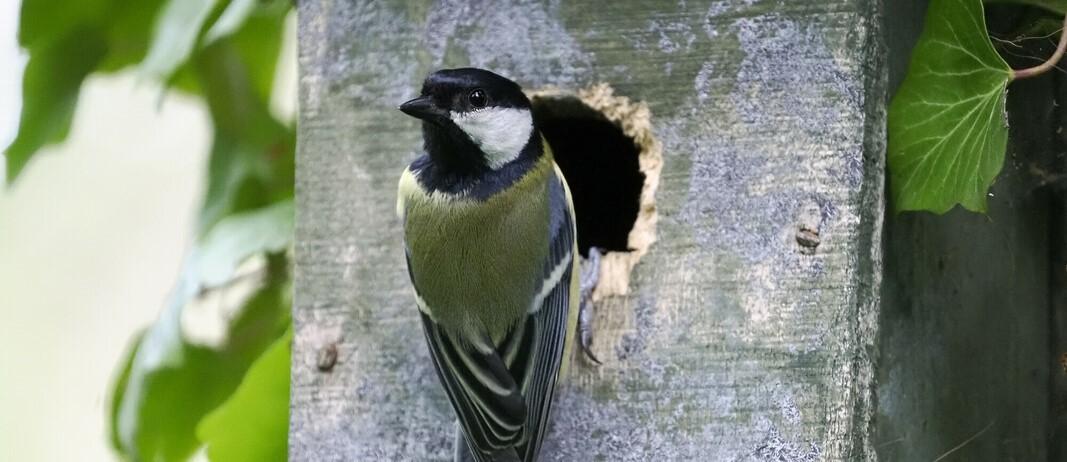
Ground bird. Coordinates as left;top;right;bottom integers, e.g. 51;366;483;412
396;68;579;462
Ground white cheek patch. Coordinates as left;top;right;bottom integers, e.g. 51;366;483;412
451;107;533;169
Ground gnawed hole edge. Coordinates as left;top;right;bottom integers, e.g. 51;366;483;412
528;84;662;300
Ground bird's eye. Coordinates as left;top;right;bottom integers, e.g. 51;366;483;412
468;89;487;108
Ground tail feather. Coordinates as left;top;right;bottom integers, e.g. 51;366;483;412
454;422;520;462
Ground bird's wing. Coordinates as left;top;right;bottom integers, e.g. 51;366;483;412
409;234;526;456
509;165;575;462
407;167;576;462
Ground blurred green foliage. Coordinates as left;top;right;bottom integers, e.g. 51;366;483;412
5;0;296;460
197;329;293;462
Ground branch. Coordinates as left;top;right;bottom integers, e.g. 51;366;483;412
1011;15;1067;80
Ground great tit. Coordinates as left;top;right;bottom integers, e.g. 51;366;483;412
396;68;579;462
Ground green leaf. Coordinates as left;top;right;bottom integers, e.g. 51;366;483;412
114;275;290;461
197;329;291;462
226;0;291;107
98;0;170;72
195;38;294;233
140;0;220;81
109;330;145;453
19;0;169;73
111;202;293;461
203;0;258;45
888;0;1012;213
5;27;107;182
197;127;295;235
17;0;108;49
197;200;294;286
8;0;174;183
165;0;289;98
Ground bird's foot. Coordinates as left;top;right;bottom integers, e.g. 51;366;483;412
578;247;603;365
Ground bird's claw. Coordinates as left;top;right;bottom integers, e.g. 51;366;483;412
578;247;603;365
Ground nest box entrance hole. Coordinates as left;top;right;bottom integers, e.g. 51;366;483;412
529;85;661;298
532;97;642;256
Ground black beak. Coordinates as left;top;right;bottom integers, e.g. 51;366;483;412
399;96;448;123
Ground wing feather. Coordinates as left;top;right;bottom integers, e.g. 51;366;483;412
420;311;526;451
516;170;575;461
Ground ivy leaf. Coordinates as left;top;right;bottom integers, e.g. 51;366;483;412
111;201;293;461
197;329;291;462
888;0;1012;213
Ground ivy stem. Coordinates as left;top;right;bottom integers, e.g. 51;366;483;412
1012;15;1067;80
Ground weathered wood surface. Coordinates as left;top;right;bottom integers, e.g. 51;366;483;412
291;1;886;460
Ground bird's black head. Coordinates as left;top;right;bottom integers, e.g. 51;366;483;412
400;68;537;174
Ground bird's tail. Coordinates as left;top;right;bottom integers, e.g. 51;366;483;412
453;422;521;462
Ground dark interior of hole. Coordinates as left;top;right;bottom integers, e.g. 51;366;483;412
531;97;645;258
